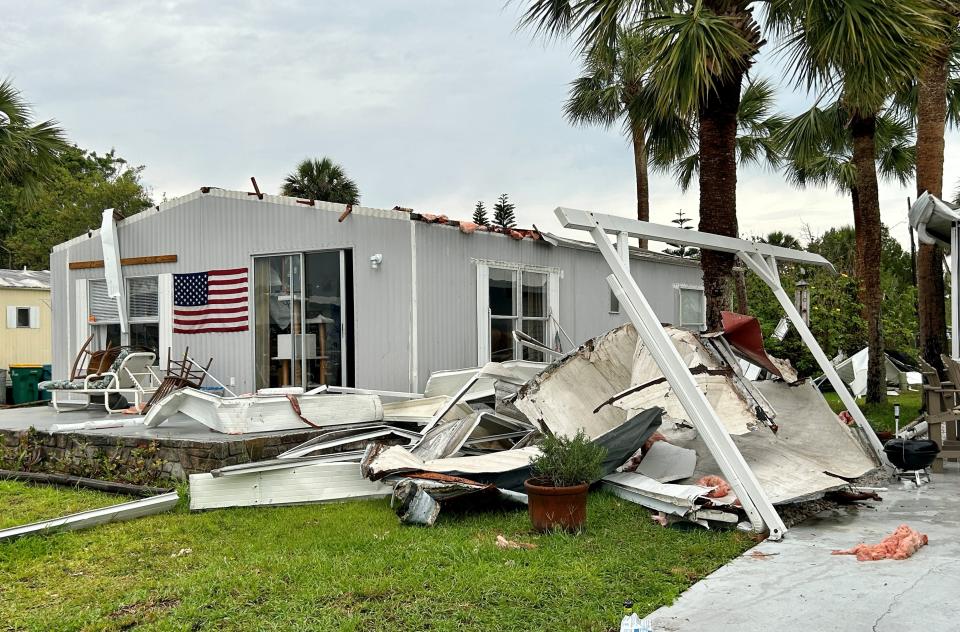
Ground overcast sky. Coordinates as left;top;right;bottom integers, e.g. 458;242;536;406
3;1;957;249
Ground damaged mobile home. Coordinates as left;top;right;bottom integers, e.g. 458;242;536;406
13;198;890;541
47;188;702;394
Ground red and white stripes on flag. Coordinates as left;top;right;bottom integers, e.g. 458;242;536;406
173;268;249;334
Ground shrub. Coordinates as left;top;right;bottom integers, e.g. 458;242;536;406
530;430;606;487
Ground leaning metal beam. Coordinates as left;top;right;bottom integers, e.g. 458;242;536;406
557;207;836;271
558;207;888;464
0;491;179;541
738;252;887;463
953;224;959;359
576;218;786;538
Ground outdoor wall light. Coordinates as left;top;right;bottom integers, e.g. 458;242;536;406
370;253;383;270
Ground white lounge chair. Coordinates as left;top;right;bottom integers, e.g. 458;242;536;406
40;350;161;413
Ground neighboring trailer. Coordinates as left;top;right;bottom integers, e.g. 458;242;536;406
50;189;702;393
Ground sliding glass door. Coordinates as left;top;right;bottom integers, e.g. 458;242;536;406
254;251;351;390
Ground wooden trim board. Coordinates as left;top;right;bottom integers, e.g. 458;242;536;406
69;255;178;270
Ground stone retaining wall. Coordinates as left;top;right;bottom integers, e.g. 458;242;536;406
0;426;332;485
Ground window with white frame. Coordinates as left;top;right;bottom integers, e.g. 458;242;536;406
675;285;706;331
5;306;38;329
477;263;558;363
88;276;160;355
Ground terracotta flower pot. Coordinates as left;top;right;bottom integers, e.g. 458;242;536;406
524;478;590;533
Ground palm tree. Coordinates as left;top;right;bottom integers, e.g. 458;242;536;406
565;27;692;247
522;1;772;330
280;157;360;205
892;7;959;370
771;1;943;403
668;79;786;192
0;78;68;194
761;231;801;250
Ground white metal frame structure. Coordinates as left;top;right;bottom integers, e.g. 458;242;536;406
557;207;888;539
909;192;960;358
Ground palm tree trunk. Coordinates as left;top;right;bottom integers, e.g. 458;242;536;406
698;75;742;331
631;120;650;249
733;267;748;314
916;42;950;370
850;112;886;404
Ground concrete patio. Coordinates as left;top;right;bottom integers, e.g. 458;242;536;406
648;469;960;631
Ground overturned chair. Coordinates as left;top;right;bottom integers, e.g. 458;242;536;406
39;349;161;413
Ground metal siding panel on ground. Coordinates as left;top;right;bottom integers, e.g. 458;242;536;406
188;462;392;510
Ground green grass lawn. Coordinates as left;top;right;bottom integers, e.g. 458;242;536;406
0;481;753;631
821;390;922;433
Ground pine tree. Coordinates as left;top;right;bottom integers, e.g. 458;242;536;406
492;193;516;229
472;201;488;226
663;210;699;259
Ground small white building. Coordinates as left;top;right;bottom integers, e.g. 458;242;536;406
49;189;704;393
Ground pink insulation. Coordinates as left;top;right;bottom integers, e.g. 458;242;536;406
831;524;929;561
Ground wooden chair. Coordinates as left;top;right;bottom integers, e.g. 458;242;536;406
918;357;960;471
68;334;120;381
141;347;214;412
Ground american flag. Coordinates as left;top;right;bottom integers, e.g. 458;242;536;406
173;268;249;334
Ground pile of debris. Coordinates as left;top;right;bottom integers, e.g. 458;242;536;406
185;316;880;535
1;316;882;540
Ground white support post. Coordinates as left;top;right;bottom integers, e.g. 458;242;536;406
953;223;959;360
592;225;786;539
616;231;630;269
738;252;887;463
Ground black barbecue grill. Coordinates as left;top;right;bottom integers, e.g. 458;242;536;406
884;439;940;485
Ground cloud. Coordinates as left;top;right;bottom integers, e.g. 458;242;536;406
2;1;957;252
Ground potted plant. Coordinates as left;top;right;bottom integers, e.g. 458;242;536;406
525;430;607;533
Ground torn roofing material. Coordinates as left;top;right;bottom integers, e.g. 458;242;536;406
144;388;384;434
720;311;784;378
518;322;877;507
362;408;662;493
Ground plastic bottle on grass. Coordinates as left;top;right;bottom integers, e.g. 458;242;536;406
619;600;653;632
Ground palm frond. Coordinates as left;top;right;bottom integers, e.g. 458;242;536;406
646;110;695;173
771;0;945;115
637;4;757;118
672;152;700;192
948;77;960;128
0;78;69;188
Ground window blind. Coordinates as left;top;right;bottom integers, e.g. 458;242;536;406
128;276;159;319
88;278;120;323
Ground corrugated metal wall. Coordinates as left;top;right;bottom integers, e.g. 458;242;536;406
413;222;702;389
51;191;701;393
53;192;413;391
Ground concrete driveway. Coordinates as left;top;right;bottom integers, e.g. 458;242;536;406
648;471;960;632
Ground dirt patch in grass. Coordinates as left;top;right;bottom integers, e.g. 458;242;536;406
110;596;181;628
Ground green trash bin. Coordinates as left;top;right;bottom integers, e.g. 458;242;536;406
40;364;52;401
10;364;43;404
